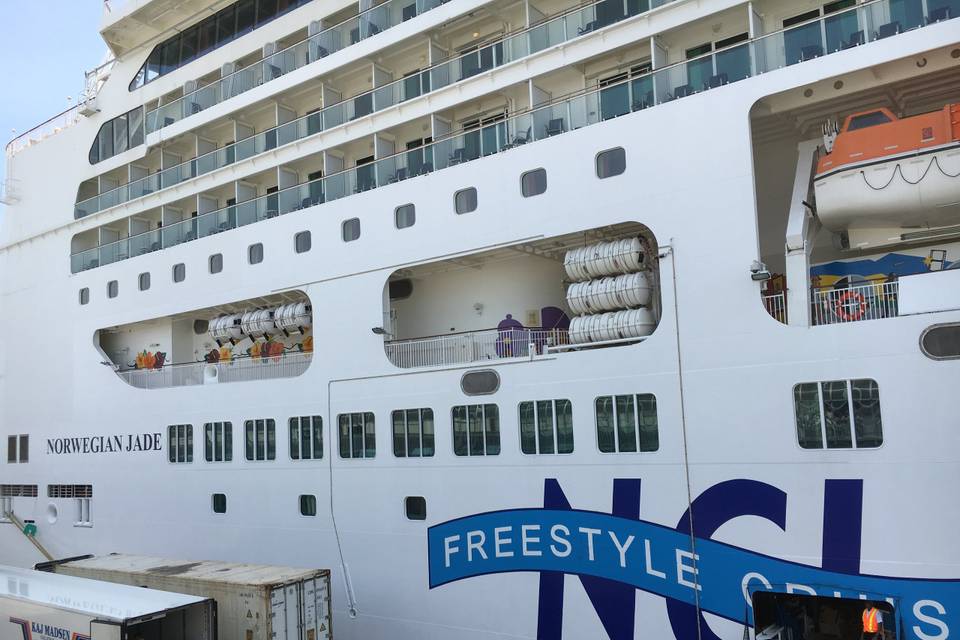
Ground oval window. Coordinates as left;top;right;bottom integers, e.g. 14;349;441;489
920;323;960;360
461;370;500;395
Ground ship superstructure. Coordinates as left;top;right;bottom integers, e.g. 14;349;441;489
1;0;959;638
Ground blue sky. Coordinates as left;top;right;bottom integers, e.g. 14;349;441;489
1;3;106;213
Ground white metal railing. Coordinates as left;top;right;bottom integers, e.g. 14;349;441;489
386;328;568;368
116;351;312;389
762;291;787;324
811;280;899;326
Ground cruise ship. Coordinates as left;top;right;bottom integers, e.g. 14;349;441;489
1;0;959;637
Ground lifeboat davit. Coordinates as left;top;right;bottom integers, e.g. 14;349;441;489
813;104;960;232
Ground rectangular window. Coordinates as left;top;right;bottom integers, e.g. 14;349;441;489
236;0;257;34
295;230;312;253
248;242;264;264
300;494;317;516
289;416;323;460
596;147;626;179
395;204;416;229
216;5;237;44
7;435;29;463
595;394;658;453
173;263;186;282
521;168;547;197
392;408;435;457
455;187;477;214
793;379;882;449
452;404;500;456
338;412;376;459
212;493;227;514
138;272;150;291
342;218;361;242
209;253;223;273
245;419;277;460
1;485;38;497
520;399;574;454
167;424;194;463
107;280;118;298
204;422;233;462
79;288;90;305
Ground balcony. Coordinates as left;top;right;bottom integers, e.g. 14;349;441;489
762;291;787;324
810;280;899;326
76;0;679;219
71;0;956;272
116;351;312;389
144;0;453;135
386;328;569;368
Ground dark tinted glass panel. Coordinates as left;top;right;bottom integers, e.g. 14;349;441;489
922;324;960;359
461;370;499;395
249;243;264;264
405;496;426;520
236;0;256;34
217;6;237;43
519;402;536;453
615;395;637;452
79;288;89;305
848;111;892;131
199;19;217;54
213;493;227;513
595;397;615;452
128;108;144;147
181;26;199;63
821;381;852;448
161;36;181;74
521;169;547;197
258;0;279;23
794;383;822;448
300;494;317;516
455;187;477;214
596;147;626;178
851;379;882;448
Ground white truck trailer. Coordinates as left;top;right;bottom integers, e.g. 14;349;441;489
44;555;331;640
1;564;216;640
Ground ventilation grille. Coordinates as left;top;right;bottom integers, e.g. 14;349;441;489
48;484;93;499
1;485;38;497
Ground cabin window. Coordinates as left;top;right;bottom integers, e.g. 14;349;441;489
455;187;478;214
521;168;547;197
209;253;223;274
248;242;264;264
595;394;659;453
452;404;500;456
392;408;435;457
204;422;233;462
88;107;144;165
793;379;882;449
596;147;626;179
461;370;500;395
920;323;960;360
173;263;186;283
294;231;311;253
107;280;119;298
405;496;427;520
395;204;416;229
342;218;361;242
289;416;323;460
138;272;151;291
847;111;892;131
212;493;227;514
338;412;376;459
168;424;194;463
79;288;90;305
6;435;28;464
300;494;317;517
244;419;277;460
520;399;574;454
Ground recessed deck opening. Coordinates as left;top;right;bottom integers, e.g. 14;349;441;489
381;223;661;368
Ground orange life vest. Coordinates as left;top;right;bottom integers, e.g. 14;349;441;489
863;607;880;633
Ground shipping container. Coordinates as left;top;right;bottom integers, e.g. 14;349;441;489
45;555;331;640
1;564;216;640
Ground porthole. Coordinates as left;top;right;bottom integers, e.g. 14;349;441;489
342;218;361;242
212;493;227;514
405;496;426;521
461;369;500;396
138;272;150;291
193;319;209;335
107;280;119;298
209;253;223;274
248;242;264;264
395;204;415;229
596;147;626;178
79;288;90;305
920;323;960;360
521;168;547;197
173;263;186;283
454;187;477;214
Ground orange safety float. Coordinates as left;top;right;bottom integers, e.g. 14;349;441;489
833;290;868;321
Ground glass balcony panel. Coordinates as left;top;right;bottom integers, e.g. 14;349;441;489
784;21;824;65
376;156;398;187
825;4;860;52
235;137;258;163
630;76;654;110
374;84;399;111
129;230;161;257
600;84;630;120
715;43;751;83
888;0;924;29
279;185;305;214
324;102;348;129
324;172;349;203
430;62;453;91
73;247;99;273
236;199;262;228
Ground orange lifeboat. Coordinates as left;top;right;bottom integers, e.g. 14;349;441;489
813;103;960;233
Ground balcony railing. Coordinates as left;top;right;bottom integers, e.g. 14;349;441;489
70;0;955;273
386;328;568;368
116;351;312;389
75;0;677;219
811;280;899;326
762;291;787;324
144;0;454;136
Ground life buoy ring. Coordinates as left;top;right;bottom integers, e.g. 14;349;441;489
833;290;868;321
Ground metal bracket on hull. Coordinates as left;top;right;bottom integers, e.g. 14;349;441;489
785;139;823;327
